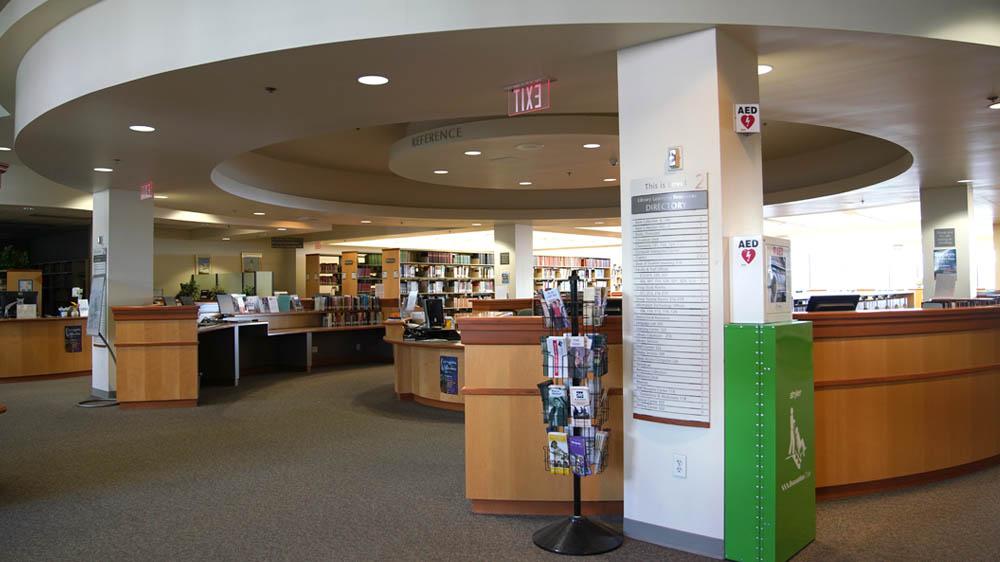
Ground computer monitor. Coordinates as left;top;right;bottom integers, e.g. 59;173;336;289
805;294;860;312
216;293;236;315
17;291;37;305
421;297;446;328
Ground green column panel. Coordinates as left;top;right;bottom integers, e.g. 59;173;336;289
725;321;815;562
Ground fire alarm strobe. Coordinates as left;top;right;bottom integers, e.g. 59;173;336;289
734;103;761;134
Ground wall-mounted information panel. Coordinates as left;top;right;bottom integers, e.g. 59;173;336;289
629;177;710;427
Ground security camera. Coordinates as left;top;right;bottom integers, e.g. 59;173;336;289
609;156;619;167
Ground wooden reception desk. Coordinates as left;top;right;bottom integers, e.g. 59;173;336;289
112;305;199;408
796;306;1000;498
0;316;91;381
384;320;465;411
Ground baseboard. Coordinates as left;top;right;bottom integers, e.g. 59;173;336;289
818;453;1000;501
623;518;724;559
412;395;464;412
0;370;91;384
118;399;198;410
471;499;623;516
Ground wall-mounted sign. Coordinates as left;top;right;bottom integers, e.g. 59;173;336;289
934;228;956;248
139;181;154;200
410;127;463;147
271;237;304;249
385;257;397;264
507;78;551;116
666;146;683;172
734;103;761;133
500;252;510;265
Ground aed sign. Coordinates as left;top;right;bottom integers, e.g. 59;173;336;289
508;79;551;116
734;103;761;133
735;237;760;266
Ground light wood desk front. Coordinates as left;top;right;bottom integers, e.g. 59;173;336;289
112;305;199;408
796;307;1000;498
0;316;91;381
457;315;623;516
384;320;464;411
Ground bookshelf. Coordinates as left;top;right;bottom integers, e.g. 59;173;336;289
305;254;341;297
342;251;383;297
533;256;613;293
382;248;496;311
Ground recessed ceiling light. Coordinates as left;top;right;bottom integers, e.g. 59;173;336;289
153;195;168;199
957;179;974;183
433;169;449;175
988;96;1000;110
93;167;113;173
253;211;266;216
128;125;155;133
464;150;482;156
757;64;774;75
583;143;601;149
222;237;231;241
519;181;533;186
357;75;389;86
0;147;11;151
595;221;605;225
515;143;544;151
277;227;287;231
471;223;482;226
603;178;616;182
361;220;372;224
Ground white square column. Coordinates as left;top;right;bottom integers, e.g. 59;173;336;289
920;185;976;299
91;188;154;398
493;223;534;299
618;28;763;557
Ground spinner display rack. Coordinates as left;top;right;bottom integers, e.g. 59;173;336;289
533;271;623;555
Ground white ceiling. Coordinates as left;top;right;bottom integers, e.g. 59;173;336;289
1;21;998;239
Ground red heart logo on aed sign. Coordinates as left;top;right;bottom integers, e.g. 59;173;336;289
741;248;756;264
740;114;756;130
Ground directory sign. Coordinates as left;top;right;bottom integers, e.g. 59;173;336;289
629;177;710;427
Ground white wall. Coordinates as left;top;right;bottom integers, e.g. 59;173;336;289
153;237;296;296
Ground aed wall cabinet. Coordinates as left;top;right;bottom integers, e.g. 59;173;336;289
725;321;815;562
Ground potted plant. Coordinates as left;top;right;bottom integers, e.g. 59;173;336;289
176;275;199;300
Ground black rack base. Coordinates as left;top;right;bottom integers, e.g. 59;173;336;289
532;515;624;556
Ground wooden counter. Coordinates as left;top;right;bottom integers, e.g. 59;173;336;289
112;306;199;408
0;316;91;381
795;307;1000;498
385;320;464;411
456;315;623;516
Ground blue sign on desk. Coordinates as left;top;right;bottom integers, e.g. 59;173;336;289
440;356;459;395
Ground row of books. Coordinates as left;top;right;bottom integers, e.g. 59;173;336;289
400;265;495;278
534;256;612;268
357;266;382;278
541;333;609;380
317;296;383;327
535;280;609;292
362;254;383;266
534;267;609;280
546;430;609;477
319;263;340;274
314;294;380;311
399;250;494;265
401;280;495;295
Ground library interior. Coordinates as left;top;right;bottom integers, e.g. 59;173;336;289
0;1;998;560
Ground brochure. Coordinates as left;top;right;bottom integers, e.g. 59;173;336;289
570;385;592;427
569;435;590;476
547;386;569;428
548;432;570;476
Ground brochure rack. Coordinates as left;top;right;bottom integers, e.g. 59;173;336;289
532;271;624;556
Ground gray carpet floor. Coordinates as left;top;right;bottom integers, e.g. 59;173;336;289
0;365;998;561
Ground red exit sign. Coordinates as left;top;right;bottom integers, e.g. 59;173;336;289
507;78;551;116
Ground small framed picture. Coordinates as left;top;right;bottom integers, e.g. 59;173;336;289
18;279;33;292
196;256;211;275
242;252;263;272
